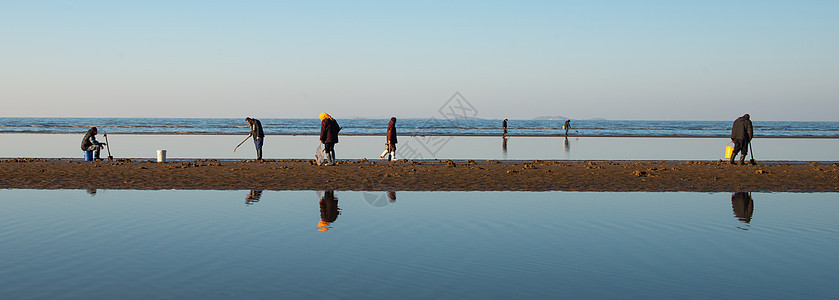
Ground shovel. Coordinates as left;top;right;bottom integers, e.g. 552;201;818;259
748;140;756;165
103;131;113;161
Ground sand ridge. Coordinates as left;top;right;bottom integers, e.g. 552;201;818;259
1;158;837;192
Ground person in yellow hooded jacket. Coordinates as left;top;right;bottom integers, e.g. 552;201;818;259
319;112;341;165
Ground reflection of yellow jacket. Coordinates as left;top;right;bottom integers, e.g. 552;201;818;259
318;191;339;231
318;220;332;231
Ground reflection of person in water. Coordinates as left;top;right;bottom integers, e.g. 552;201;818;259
563;137;570;154
387;191;396;203
86;189;97;196
502;136;508;158
319;191;341;231
246;190;262;206
731;192;754;228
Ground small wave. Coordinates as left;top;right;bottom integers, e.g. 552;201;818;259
2;118;838;137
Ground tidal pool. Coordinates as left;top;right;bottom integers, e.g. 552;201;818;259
1;190;837;299
2;134;838;161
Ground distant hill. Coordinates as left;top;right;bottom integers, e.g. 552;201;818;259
532;116;608;121
532;115;568;120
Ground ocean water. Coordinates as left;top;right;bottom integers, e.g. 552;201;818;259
1;190;838;299
2;117;838;137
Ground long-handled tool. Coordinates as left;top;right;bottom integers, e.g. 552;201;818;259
103;131;113;161
234;135;251;152
748;140;756;165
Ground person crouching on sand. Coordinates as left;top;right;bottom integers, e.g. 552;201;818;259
319;112;341;166
81;127;106;160
380;117;397;161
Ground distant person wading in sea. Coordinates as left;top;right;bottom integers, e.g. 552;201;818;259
564;120;572;136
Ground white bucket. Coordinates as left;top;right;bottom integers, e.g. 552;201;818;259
157;149;167;162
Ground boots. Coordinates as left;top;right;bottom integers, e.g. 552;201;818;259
94;147;102;161
739;156;746;165
257;149;263;161
326;151;336;166
381;150;397;161
730;155;736;165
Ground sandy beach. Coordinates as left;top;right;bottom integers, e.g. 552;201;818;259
2;158;836;192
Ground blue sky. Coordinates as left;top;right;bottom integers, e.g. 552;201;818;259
2;1;837;120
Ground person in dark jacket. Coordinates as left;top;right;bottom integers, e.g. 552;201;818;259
319;112;340;165
564;120;572;136
245;117;265;160
502;119;508;136
380;117;398;161
80;127;106;160
730;114;754;165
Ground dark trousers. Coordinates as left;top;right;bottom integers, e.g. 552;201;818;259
253;137;264;160
732;139;749;158
324;142;335;154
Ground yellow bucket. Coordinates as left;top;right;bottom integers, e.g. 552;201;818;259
724;146;734;159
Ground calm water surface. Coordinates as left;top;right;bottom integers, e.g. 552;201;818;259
3;134;839;161
1;190;838;299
